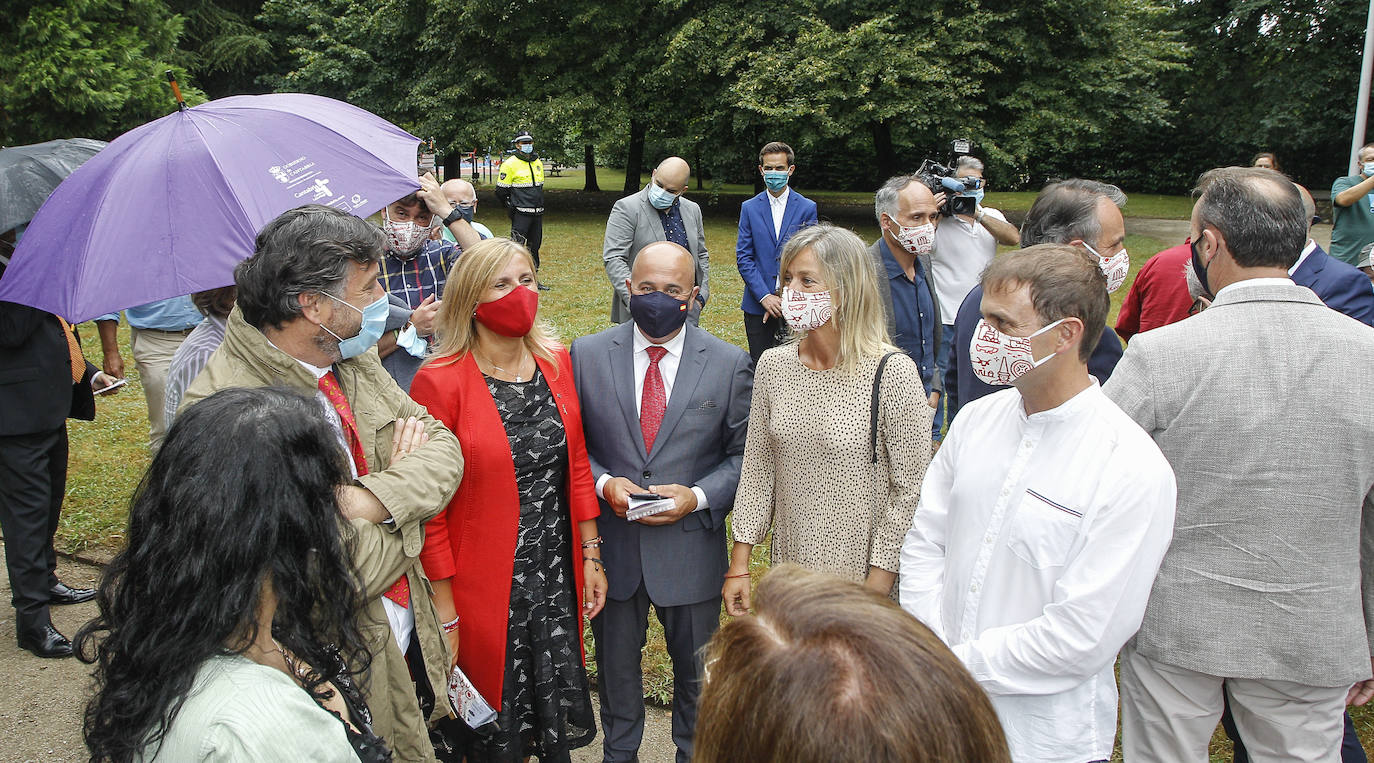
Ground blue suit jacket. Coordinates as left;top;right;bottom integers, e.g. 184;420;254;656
736;189;818;314
944;283;1124;421
1291;242;1374;326
570;322;753;606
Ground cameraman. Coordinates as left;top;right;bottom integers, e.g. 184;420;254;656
930;157;1019;440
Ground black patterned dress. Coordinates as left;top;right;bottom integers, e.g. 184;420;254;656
464;369;595;762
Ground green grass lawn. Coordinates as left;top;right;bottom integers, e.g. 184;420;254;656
63;205;1358;759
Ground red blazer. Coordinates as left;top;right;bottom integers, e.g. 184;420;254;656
409;347;599;706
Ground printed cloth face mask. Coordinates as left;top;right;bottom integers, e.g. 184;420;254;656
383;210;436;257
887;217;935;256
1083;241;1130;293
781;287;833;332
968;317;1065;386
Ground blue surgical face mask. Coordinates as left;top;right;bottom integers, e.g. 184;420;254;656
647;181;677;210
965;188;985;203
519;143;534;155
321;291;389;359
763;170;790;192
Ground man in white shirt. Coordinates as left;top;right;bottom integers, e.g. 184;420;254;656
930;156;1020;439
900;243;1176;763
571;242;753;763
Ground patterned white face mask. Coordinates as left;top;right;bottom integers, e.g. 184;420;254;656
888;218;935;256
1083;241;1130;293
968;317;1065;386
383;209;437;256
781;287;833;332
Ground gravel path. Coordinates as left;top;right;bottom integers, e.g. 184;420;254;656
1126;217;1333;250
0;548;677;763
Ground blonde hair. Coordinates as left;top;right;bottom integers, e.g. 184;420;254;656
779;224;896;372
428;238;561;372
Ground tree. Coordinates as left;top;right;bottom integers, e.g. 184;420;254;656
0;0;201;145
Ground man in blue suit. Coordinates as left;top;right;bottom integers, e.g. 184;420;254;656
1292;185;1374;326
571;242;753;763
735;141;819;362
946;179;1128;423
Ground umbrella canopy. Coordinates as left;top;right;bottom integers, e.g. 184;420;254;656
0;94;421;322
0;138;107;234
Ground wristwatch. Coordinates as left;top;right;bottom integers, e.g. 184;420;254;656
975;205;988;223
441;207;464;226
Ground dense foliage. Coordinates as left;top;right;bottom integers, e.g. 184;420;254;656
2;0;1367;193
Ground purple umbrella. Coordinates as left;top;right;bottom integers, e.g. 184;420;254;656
0;93;421;322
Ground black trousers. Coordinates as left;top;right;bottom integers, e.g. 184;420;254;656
0;427;66;629
591;582;722;763
742;311;787;364
510;212;544;269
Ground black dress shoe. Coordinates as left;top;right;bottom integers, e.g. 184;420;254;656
17;623;73;658
49;581;96;605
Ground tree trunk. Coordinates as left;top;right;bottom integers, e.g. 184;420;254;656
695;150;704;190
871;119;897;179
582;143;600;192
623;118;647;196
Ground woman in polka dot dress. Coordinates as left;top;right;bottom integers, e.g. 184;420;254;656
724;224;932;614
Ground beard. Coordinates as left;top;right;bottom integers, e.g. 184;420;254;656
314;307;363;363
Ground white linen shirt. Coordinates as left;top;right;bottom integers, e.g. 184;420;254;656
768;186;790;239
593;325;707;510
900;382;1175;763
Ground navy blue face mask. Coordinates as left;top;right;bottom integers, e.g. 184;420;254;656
629;289;691;338
1190;237;1214;299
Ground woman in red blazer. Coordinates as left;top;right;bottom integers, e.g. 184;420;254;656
409;238;606;762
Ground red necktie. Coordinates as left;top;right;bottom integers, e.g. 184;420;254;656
641;346;668;452
318;371;410;609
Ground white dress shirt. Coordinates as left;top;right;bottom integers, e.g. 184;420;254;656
594;325;708;510
274;344;415;655
900;383;1175;763
768;186;790;239
1289;239;1318;275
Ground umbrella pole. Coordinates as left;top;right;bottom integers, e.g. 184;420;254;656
165;70;187;112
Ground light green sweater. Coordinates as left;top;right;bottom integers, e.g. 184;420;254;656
135;654;359;762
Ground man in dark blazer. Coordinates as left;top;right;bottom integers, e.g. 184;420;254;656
603;157;711;325
734;141;818;362
1292;185;1374;326
571;241;752;763
946;178;1128;422
0;299;106;658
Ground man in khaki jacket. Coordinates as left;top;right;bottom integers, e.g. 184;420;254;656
183;205;462;761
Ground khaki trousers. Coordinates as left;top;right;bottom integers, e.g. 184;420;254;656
1120;642;1347;763
130;327;189;452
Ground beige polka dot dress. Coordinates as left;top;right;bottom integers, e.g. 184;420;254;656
732;342;933;583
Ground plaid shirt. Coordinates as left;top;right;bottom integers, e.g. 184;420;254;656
379;239;460;309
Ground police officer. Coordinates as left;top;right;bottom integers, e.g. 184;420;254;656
495;131;547;283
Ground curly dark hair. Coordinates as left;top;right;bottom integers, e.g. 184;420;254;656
75;386;372;762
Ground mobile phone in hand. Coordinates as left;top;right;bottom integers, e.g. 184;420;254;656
93;378;127;396
628;492;663;501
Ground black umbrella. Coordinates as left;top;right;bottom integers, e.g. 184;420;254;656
0;138;107;234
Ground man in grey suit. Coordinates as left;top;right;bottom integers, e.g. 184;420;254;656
1104;166;1374;761
571;241;751;763
603;157;710;325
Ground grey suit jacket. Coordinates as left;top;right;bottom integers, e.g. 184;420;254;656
867;239;943;394
570;322;752;607
1103;280;1374;686
603;187;710;324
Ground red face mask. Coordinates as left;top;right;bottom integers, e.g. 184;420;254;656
473;285;539;337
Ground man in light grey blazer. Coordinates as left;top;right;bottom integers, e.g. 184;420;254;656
1104;166;1374;761
571;241;751;763
603;157;710;325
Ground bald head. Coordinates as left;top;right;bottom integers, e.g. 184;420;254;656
440;179;477;207
632;241;696;287
654;157;691;195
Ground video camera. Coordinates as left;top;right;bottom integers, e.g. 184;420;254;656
915;139;981;218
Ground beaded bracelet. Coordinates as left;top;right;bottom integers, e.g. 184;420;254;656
441;615;460;634
585;558;606;570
